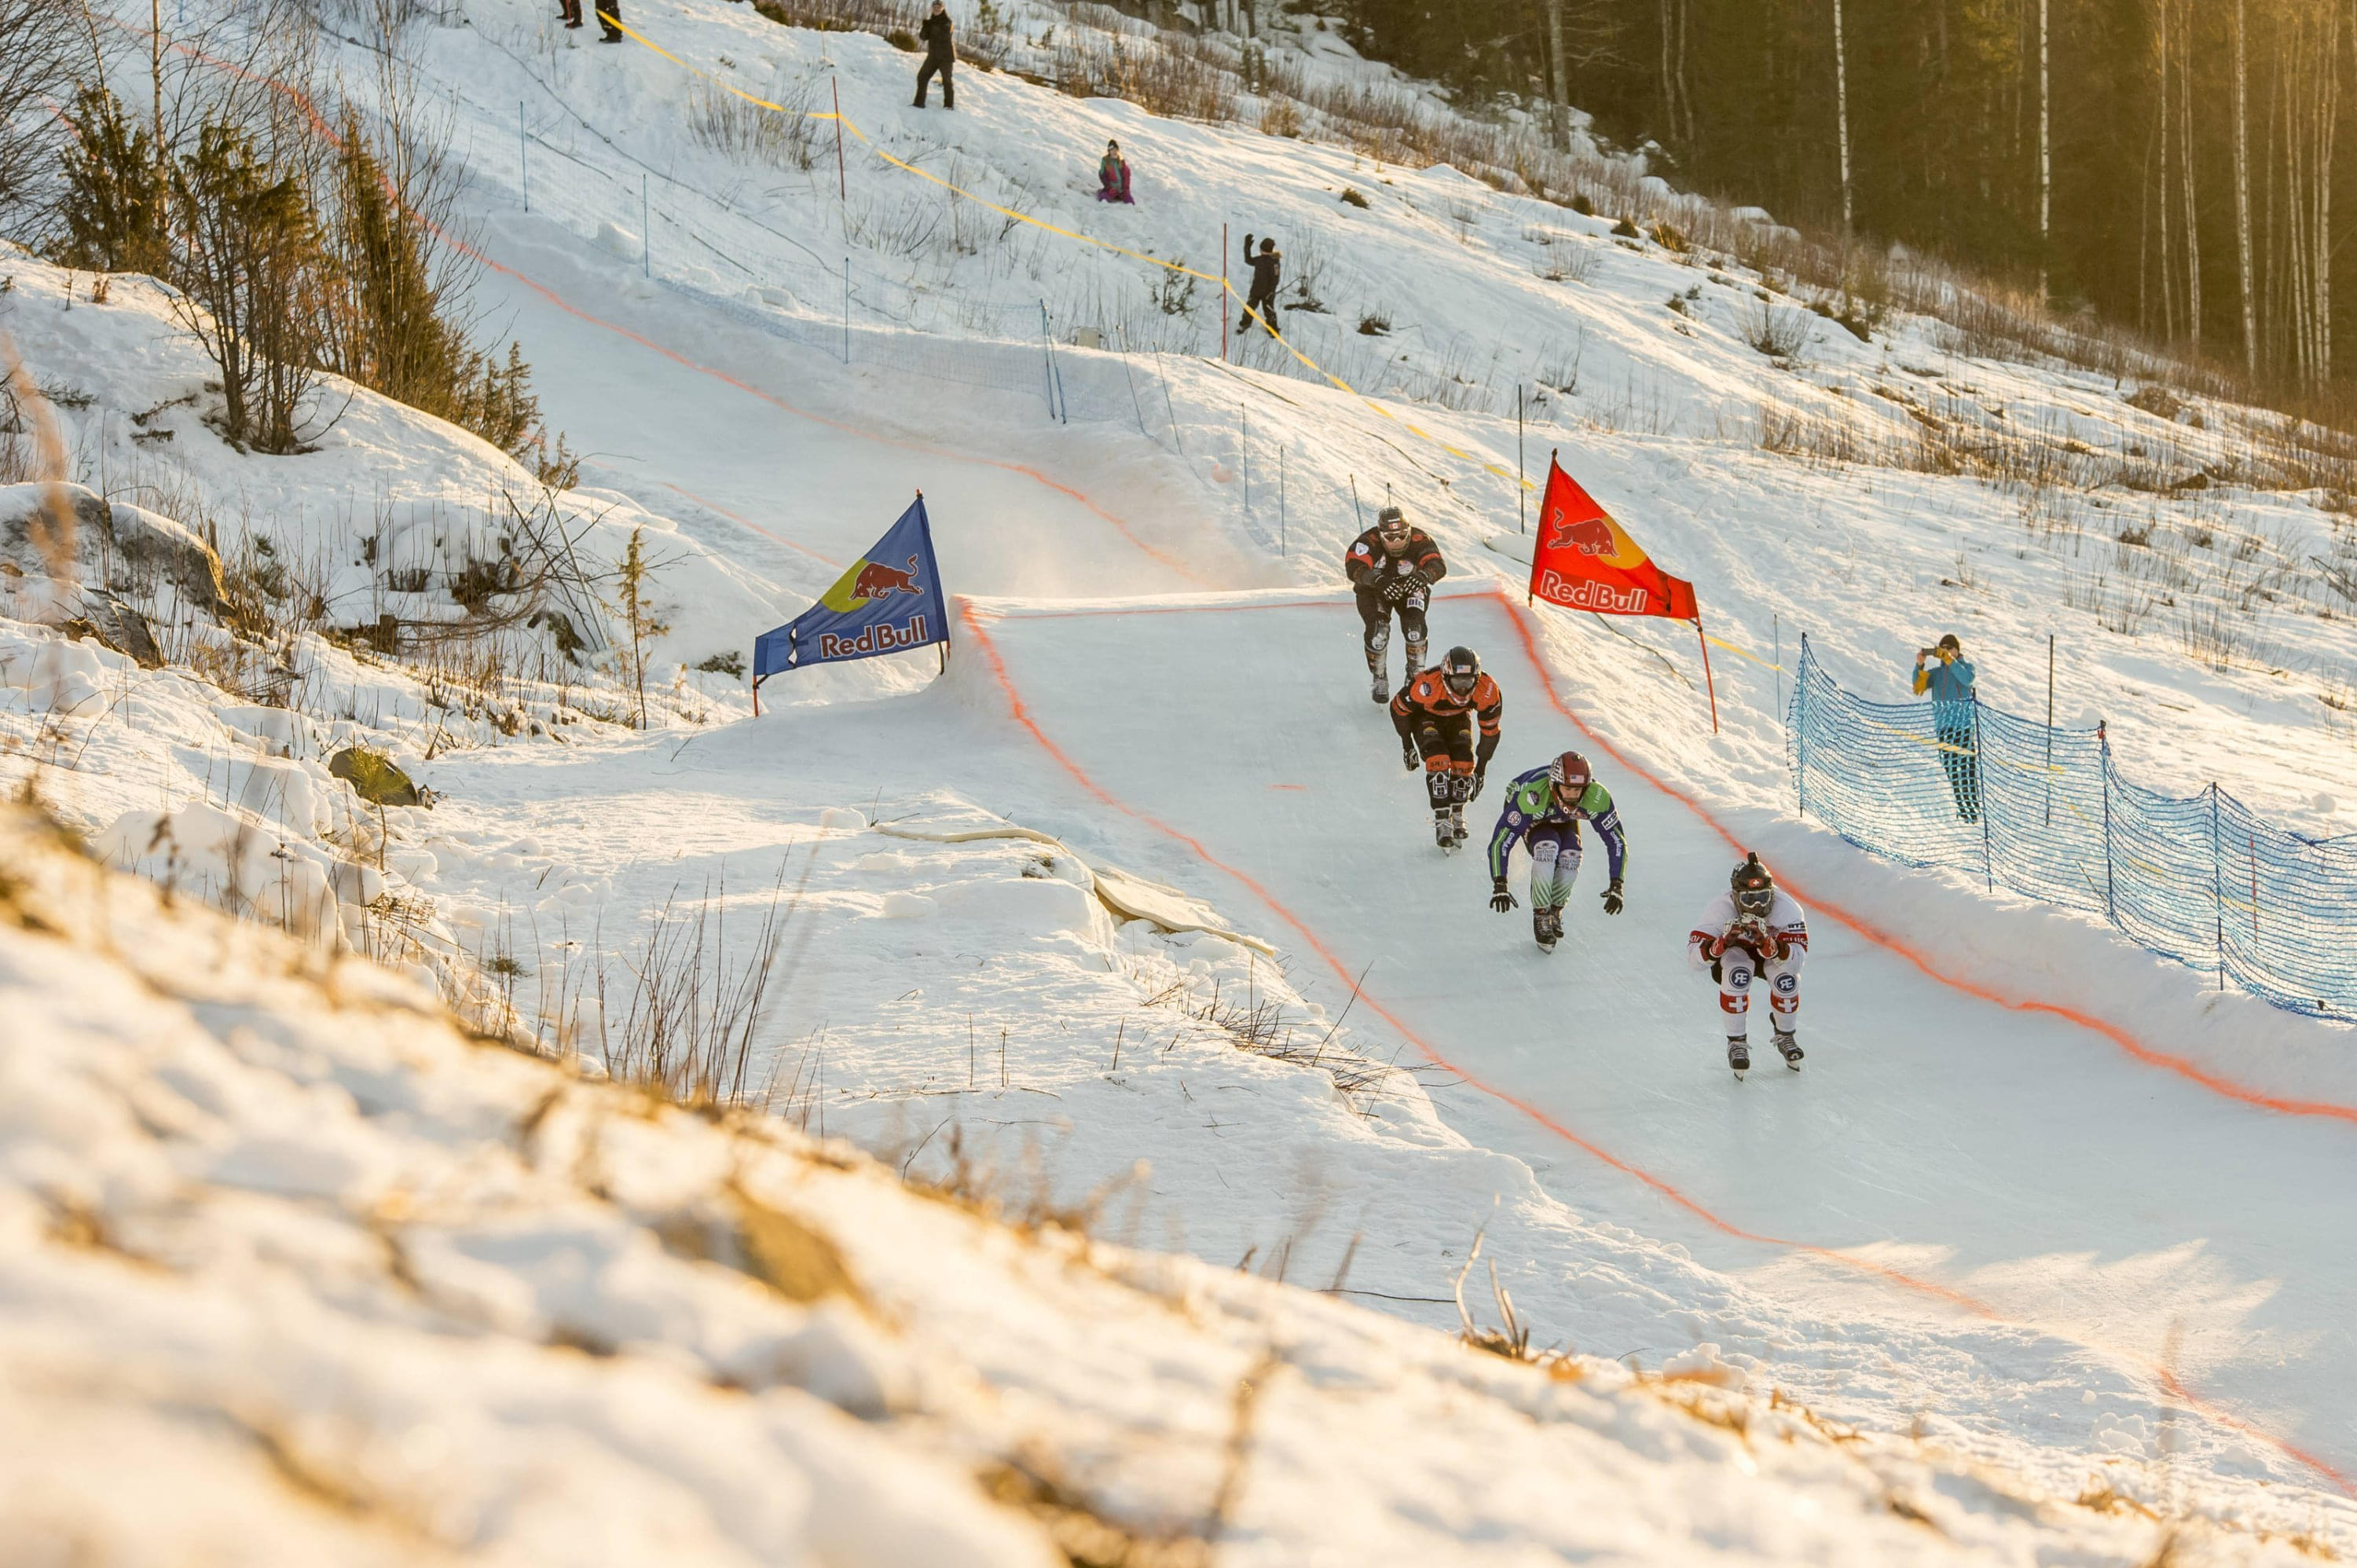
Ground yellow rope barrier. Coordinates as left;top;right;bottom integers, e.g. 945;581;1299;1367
601;14;1530;488
1702;632;1782;672
604;16;1816;674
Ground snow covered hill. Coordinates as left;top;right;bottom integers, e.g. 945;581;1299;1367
4;802;2352;1564
5;0;2357;1555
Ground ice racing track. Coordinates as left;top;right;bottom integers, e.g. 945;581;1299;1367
460;225;2357;1492
955;585;2357;1489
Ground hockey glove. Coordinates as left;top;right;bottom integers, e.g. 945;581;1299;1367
1468;767;1486;800
1489;877;1517;913
1380;575;1410;604
1600;879;1624;916
1400;736;1420;772
1710;958;1724;984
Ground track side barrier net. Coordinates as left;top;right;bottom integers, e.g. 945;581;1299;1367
1789;636;2357;1020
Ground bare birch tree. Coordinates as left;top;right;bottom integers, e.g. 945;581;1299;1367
1831;0;1853;233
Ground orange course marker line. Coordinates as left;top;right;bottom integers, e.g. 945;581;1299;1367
956;600;1991;1294
955;596;2355;1495
1488;587;2357;1128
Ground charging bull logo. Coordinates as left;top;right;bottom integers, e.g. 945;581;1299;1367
1549;514;1617;557
852;555;923;599
1543;506;1645;570
819;555;925;613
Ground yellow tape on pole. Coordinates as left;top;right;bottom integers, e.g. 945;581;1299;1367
1702;632;1783;672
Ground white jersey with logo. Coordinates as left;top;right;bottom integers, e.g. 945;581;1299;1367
1686;888;1809;965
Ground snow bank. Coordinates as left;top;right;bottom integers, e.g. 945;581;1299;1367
5;803;2346;1563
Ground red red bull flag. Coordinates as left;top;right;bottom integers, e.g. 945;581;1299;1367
752;493;948;701
1528;456;1698;621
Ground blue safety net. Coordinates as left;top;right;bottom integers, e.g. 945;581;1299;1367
1788;636;2357;1020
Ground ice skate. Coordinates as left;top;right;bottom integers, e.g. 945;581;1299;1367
1774;1028;1803;1069
1727;1038;1750;1078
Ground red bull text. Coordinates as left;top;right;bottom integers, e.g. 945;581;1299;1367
816;614;932;660
1537;569;1651;614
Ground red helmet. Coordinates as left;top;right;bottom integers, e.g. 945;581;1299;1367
1548;751;1591;793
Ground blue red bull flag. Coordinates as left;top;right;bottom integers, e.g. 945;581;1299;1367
751;494;949;701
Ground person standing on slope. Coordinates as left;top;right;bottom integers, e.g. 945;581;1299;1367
1239;234;1281;338
1688;852;1808;1076
1391;646;1501;851
1344;504;1445;702
1483;750;1626;952
915;0;955;108
1912;632;1981;822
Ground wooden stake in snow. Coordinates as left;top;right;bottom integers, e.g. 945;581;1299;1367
832;76;847;202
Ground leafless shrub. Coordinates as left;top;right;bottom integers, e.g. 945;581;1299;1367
2064;571;2155;636
686;78;819;170
1122;954;1409;1111
1052;31;1234;120
751;0;920;35
1743;301;1808;359
1758;399;1878;467
2176;602;2251;671
596;865;807;1113
0;0;79;229
1527;228;1594;284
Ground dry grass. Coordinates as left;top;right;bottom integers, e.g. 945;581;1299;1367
590;865;806;1112
684;78;819;170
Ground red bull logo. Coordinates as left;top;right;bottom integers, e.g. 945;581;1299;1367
1538;569;1651;615
850;555;923;600
1547;513;1618;557
817;614;931;660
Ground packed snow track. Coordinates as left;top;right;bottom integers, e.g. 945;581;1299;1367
952;586;2357;1485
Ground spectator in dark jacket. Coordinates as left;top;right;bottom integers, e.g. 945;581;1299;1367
1239;233;1281;337
1096;140;1134;203
1912;633;1981;822
558;0;582;28
915;2;955;108
593;1;622;42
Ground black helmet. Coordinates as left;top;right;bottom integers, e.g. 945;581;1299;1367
1376;504;1409;544
1731;852;1774;918
1440;646;1480;698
